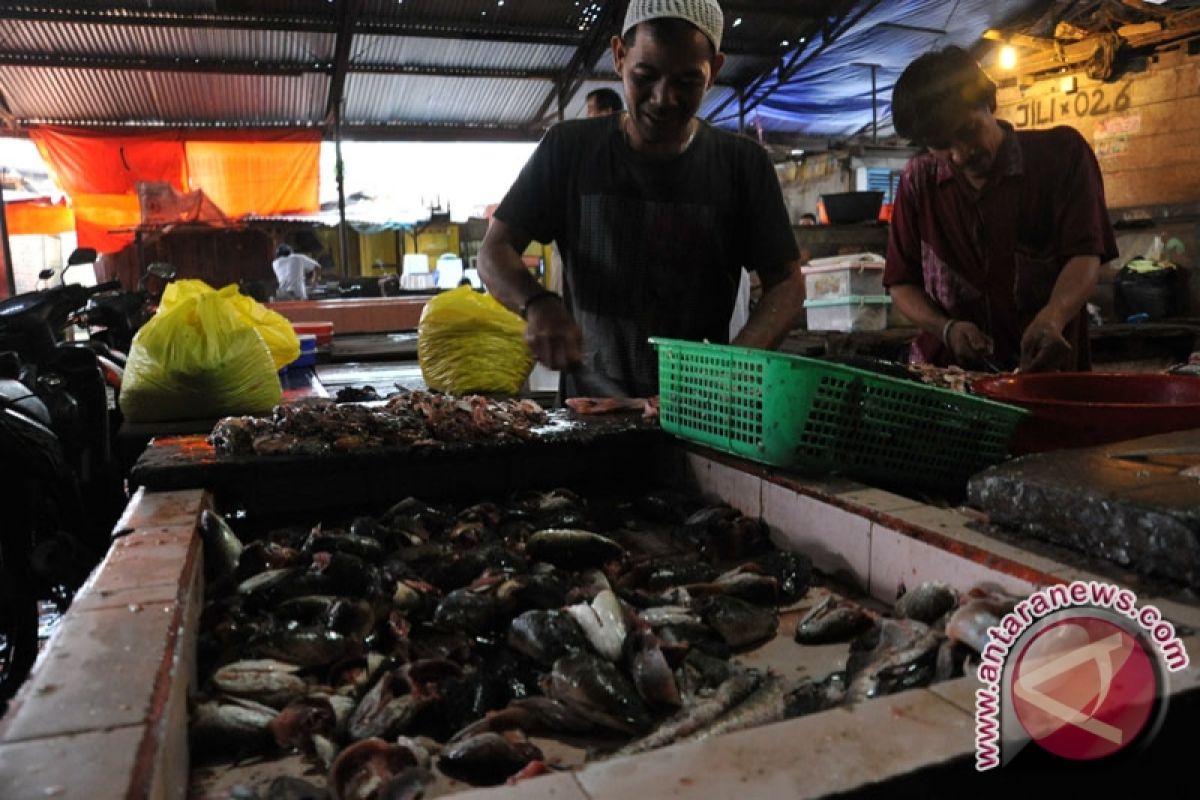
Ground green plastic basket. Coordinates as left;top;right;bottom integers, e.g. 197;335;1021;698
651;338;1029;491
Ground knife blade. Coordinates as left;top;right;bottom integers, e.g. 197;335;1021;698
1108;446;1200;462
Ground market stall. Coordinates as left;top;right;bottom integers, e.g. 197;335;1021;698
4;1;1200;798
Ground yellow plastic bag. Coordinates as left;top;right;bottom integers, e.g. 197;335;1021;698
418;286;534;395
120;288;282;422
160;279;299;369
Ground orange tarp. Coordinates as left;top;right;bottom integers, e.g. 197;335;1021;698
27;127;321;253
4;198;75;236
186;140;318;219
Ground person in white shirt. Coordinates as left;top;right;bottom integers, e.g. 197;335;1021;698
272;244;320;301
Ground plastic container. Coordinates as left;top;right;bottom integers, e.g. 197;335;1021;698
402;253;431;275
971;372;1200;454
292;321;334;347
400;273;436;291
436;254;464;289
804;295;891;331
288;334;318;368
820;191;884;224
651;338;1028;492
801;256;885;301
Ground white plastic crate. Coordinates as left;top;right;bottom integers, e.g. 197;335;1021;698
800;253;885;301
803;295;891;331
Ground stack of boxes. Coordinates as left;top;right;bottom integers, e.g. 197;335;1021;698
801;253;891;331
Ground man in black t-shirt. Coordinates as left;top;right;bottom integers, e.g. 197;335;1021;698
479;0;805;398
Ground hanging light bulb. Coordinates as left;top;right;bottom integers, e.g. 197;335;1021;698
999;45;1018;70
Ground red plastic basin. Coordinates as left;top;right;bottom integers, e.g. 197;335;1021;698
971;373;1200;453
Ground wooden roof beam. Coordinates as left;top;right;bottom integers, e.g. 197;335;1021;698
532;0;620;125
325;0;366;125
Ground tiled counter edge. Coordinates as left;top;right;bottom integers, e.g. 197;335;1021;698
0;487;207;800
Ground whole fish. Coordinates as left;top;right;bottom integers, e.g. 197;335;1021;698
541;652;653;735
433;588;498;636
211;658;308;708
638;605;699;628
438;732;544;787
303;530;385;563
616;668;762;756
565;589;627;661
248;626;353;668
199;508;243;585
700;595;778;649
191;696;277;752
682;673;797;743
627;629;681;708
793;595;877;644
526;529;625;570
845;619;944;702
893;581;958;624
945;598;1003;654
507;609;588;667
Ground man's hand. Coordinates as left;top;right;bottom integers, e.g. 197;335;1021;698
1020;313;1071;372
524;295;583;369
944;320;995;368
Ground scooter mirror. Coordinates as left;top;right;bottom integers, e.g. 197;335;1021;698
67;247;98;266
147;262;177;281
38;268;55;280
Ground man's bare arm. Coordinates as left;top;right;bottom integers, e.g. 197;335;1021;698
478;217;583;368
1020;254;1100;372
890;283;993;366
731;261;805;350
478;216;542;313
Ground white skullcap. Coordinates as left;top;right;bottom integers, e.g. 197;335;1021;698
622;0;725;52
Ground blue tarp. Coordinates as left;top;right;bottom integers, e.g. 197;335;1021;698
706;0;1044;138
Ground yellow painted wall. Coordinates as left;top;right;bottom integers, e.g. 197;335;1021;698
359;231;401;275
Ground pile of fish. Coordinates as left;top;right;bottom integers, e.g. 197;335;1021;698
193;488;1015;799
564;396;660;421
791;580;1019;703
208;391;549;456
907;363;990;393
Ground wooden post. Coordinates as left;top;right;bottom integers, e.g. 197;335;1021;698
0;168;13;298
335;104;348;279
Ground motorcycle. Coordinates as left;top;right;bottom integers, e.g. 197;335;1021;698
78;256;177;359
0;276;128;704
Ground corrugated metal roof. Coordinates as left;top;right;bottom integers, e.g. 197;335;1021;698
352;35;575;71
361;0;602;30
8;1;336;15
343;73;548;126
0;19;336;62
0;0;1065;142
0;66;327;124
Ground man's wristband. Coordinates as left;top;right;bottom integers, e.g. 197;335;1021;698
519;289;560;320
941;319;959;346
